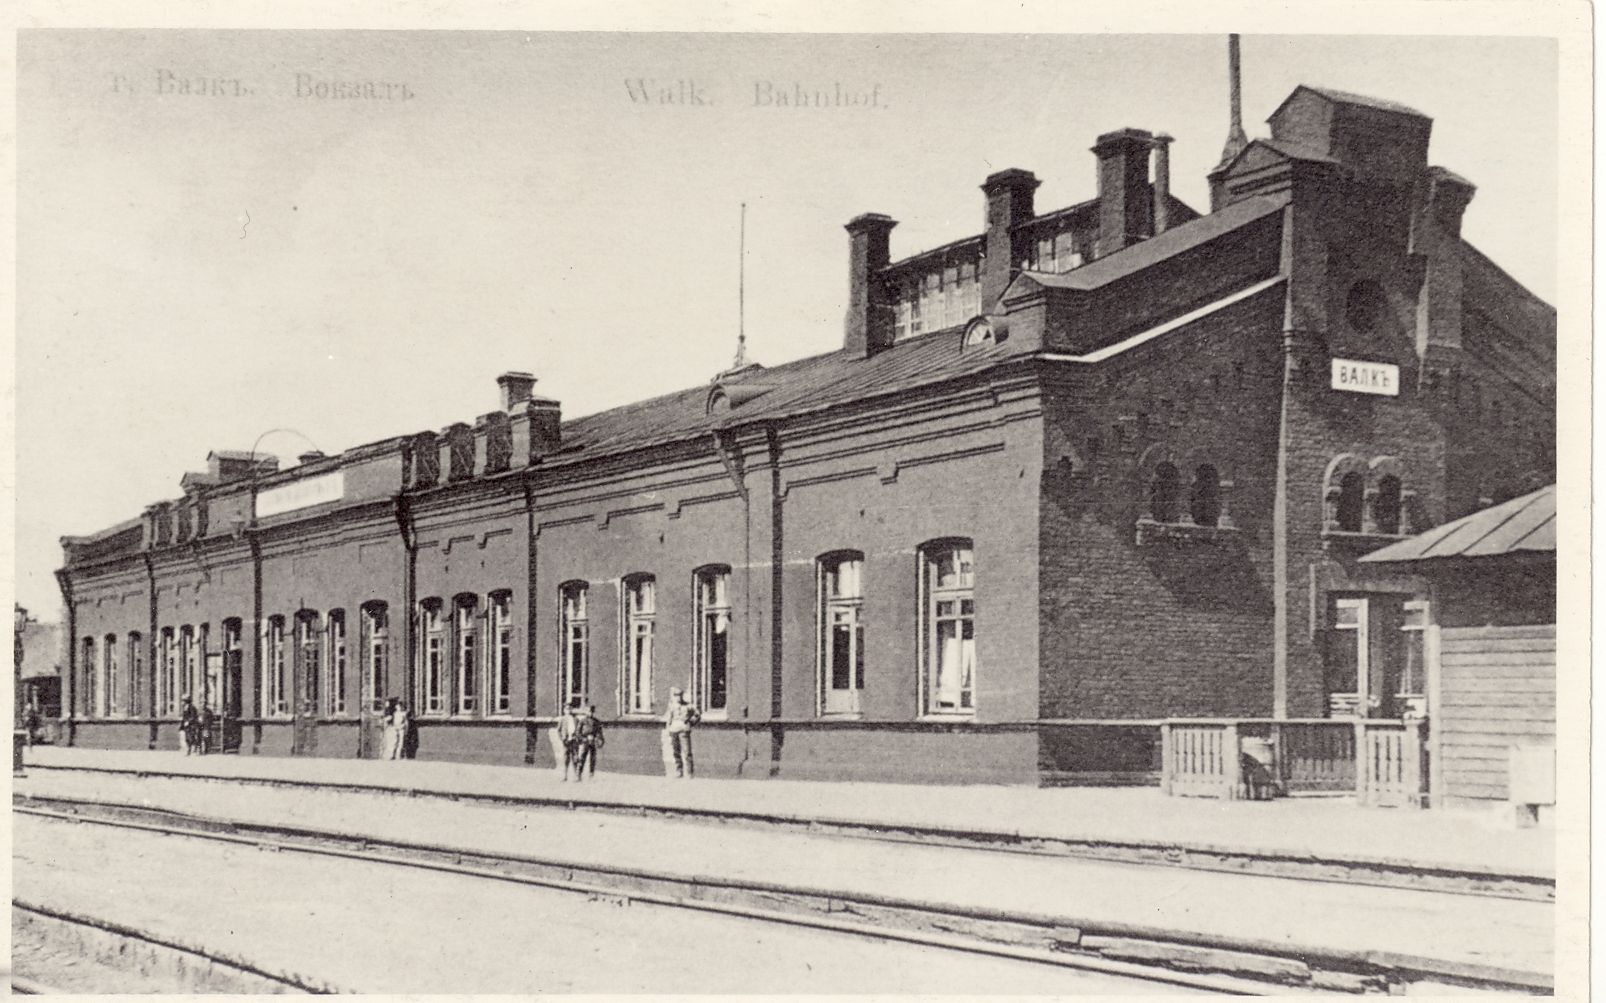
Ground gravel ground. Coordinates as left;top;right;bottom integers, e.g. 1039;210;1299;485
11;919;203;994
15;812;1198;995
16;768;1555;975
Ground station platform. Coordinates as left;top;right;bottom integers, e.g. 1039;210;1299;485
20;744;1554;883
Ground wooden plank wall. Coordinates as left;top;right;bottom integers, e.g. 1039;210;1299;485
1437;624;1555;802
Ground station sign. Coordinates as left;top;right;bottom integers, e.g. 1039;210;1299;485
1330;358;1399;397
256;470;345;519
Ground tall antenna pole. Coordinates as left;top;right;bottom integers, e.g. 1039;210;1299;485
734;202;748;369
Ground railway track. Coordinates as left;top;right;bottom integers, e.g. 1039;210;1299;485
21;761;1554;902
14;793;1551;995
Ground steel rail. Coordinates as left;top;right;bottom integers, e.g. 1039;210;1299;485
21;761;1555;903
15;795;1552;995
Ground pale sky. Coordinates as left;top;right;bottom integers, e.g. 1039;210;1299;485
15;31;1558;615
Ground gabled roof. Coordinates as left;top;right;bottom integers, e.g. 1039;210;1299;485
1006;193;1288;296
1270;85;1428;122
1361;485;1555;564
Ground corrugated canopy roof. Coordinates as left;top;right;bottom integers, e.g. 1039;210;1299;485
1361;485;1555;564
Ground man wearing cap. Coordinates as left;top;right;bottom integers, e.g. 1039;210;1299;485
662;686;699;778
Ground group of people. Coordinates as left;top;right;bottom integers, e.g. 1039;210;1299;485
176;697;216;755
552;685;700;780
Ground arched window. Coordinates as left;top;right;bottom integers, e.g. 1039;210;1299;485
1190;465;1221;528
488;591;513;715
1336;472;1366;532
293;612;320;716
159;627;178;716
622;575;656;714
693;566;732;715
325;611;348;717
82;636;97;718
361;602;389;712
1150;462;1181;523
920;540;975;716
454;595;479;715
818;552;866;716
1373;475;1403;535
127;632;143;718
560;582;589;710
262;617;288;718
417;599;445;715
221;619;243;719
102;634;118;718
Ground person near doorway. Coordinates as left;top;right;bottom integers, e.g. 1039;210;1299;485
573;704;605;780
381;697;400;759
179;697;201;755
198;704;217;755
556;700;582;781
22;705;40;748
662;686;698;779
383;698;411;760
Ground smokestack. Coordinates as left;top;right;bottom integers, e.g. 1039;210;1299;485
1220;34;1250;167
1152;134;1174;234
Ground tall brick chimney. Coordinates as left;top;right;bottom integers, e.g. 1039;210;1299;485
843;213;897;357
979;169;1040;311
1094;128;1154;258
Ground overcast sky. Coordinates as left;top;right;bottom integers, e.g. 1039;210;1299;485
15;31;1558;615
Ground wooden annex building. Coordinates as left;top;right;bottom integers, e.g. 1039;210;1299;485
56;81;1555;787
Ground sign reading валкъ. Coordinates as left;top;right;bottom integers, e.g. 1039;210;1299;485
1330;358;1400;397
255;471;344;519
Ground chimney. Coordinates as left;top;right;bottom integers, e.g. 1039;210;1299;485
1093;128;1154;257
979;169;1040;311
1152;134;1174;234
1413;167;1477;368
526;397;563;461
497;371;537;411
1209;34;1252;211
843;213;897;357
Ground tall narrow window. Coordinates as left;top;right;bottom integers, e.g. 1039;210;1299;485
819;553;866;715
180;626;199;708
102;634;118;717
326;610;348;717
294;613;320;715
1336;472;1366;532
1325;599;1366;717
222;619;243;718
362;602;389;710
1374;475;1403;535
921;541;976;715
560;582;589;710
160;628;178;716
694;567;732;715
127;633;143;718
623;576;656;714
1398;601;1429;710
263;617;288;717
455;595;478;715
1150;462;1181;523
419;600;445;715
488;591;513;715
1190;464;1221;527
82;637;97;717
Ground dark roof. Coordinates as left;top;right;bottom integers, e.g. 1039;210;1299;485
552;327;1031;466
1010;193;1288;294
1361;485;1555;564
1272;85;1428;121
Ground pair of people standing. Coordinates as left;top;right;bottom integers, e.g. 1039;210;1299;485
380;697;412;760
177;697;214;755
557;701;605;781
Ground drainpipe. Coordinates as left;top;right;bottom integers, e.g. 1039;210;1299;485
392;494;417;718
143;552;158;748
1152;133;1174;235
53;569;75;746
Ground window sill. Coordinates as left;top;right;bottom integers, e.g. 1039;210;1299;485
1320;528;1411;554
917;713;977;723
1134;518;1243;548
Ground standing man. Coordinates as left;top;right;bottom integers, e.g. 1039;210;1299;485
662;686;698;779
556;700;581;781
179;696;200;755
385;698;411;760
573;704;604;780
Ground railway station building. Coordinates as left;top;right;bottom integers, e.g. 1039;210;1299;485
57;83;1555;785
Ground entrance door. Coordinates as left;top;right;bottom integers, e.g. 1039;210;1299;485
1325;595;1426;719
221;646;243;753
292;618;320;756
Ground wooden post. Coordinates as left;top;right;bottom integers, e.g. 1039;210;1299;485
1160;721;1174;796
1426;619;1443;807
1354;719;1369;805
1404;718;1426;808
1223;722;1241;800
